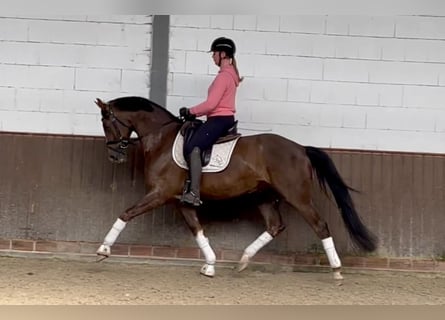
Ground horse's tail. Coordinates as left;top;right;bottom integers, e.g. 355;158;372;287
305;146;377;252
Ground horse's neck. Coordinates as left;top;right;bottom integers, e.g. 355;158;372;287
132;111;177;137
136;120;180;154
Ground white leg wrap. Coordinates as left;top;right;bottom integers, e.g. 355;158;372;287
244;231;273;258
103;218;127;247
322;237;342;269
196;230;216;265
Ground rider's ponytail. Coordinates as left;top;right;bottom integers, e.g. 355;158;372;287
231;56;244;83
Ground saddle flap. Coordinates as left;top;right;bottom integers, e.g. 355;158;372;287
172;131;241;173
180;119;203;147
179;119;240;167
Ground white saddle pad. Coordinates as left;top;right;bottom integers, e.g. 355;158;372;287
171;131;241;173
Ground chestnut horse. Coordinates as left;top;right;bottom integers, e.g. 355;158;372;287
95;96;377;279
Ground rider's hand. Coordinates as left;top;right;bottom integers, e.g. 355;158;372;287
179;107;195;121
179;107;189;117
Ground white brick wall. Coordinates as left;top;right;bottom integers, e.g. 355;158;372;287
0;15;152;135
2;15;444;154
167;15;445;154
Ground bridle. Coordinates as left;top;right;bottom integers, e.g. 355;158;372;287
103;105;136;155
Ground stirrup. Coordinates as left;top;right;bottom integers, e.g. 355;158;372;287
181;191;202;207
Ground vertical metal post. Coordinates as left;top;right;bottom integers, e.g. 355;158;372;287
149;15;170;107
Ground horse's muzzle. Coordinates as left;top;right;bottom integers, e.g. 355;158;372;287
108;152;127;164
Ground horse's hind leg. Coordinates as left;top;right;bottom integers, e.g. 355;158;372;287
179;206;216;277
290;199;343;280
238;200;285;272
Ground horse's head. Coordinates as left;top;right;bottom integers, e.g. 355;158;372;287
95;98;134;164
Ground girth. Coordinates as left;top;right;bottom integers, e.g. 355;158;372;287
180;119;241;166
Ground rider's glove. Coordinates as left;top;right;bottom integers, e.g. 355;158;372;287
179;107;196;121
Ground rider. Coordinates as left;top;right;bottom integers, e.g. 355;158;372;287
179;36;243;206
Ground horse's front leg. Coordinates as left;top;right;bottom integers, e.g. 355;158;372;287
96;190;164;261
179;206;216;277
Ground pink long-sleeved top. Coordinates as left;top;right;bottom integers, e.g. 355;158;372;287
189;64;240;118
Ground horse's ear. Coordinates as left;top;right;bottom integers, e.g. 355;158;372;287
95;98;107;110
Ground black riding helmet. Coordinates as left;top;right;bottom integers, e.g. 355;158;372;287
210;37;236;58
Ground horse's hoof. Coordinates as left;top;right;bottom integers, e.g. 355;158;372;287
200;264;215;277
96;254;109;262
333;271;344;280
96;244;110;262
238;254;249;272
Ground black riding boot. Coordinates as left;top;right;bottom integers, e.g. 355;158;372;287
181;147;202;206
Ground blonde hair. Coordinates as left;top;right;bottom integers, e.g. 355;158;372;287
231;56;244;83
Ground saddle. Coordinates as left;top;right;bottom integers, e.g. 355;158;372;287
180;119;241;166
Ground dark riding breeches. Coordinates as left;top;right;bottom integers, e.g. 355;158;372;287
183;115;235;157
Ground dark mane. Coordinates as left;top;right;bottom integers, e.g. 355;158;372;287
109;96;155;112
109;96;179;119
